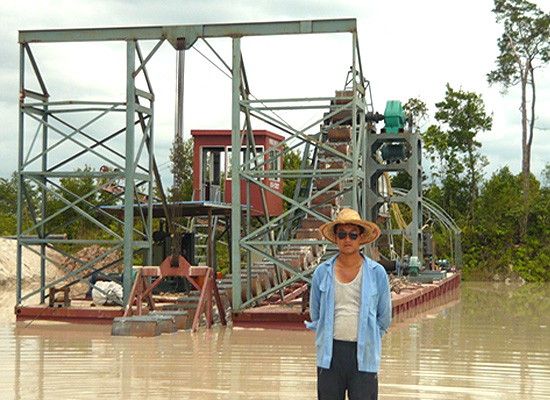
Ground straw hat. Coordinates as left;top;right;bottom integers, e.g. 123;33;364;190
319;208;380;245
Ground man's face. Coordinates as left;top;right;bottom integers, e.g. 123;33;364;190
335;224;363;255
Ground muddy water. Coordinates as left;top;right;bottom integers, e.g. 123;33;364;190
0;281;549;399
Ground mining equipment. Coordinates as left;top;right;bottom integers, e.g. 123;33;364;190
14;19;461;331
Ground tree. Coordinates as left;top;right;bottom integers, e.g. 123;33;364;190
463;167;550;281
423;84;492;216
169;136;194;202
403;97;429;131
0;172;41;236
487;0;550;234
282;144;304;207
46;166;99;240
542;162;550;188
0;173;18;216
0;173;19;235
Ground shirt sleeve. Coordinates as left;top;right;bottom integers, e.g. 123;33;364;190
376;266;392;335
305;269;320;331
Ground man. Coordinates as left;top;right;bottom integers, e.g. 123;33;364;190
306;208;392;400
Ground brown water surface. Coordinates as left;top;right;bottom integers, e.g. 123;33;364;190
0;281;549;399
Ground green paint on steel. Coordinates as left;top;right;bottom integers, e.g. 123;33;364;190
19;19;357;47
383;100;407;133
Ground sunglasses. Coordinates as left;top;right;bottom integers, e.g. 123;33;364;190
336;231;360;240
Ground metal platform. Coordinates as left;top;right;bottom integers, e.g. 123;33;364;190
14;273;460;328
101;200;234;218
15;300;124;325
232;272;461;330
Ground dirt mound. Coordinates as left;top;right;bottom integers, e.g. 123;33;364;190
0;239;122;298
0;238;45;284
61;245;123;276
60;245;123;297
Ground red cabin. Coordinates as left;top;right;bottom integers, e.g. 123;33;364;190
191;129;284;217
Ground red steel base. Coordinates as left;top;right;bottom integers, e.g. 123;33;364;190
232;272;461;329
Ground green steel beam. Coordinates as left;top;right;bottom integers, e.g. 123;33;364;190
19;19;357;48
17;31;155;310
122;40;136;306
231;37;243;309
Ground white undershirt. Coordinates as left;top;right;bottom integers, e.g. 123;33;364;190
333;265;362;341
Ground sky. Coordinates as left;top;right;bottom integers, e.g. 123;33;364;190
1;0;550;189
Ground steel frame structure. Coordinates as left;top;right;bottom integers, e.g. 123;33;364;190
228;23;372;309
16;19;379;312
366;130;423;258
17;35;158;307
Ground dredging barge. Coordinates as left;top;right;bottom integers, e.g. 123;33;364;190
14;19;462;332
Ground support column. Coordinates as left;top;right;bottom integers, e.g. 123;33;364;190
40;96;48;304
351;31;358;211
231;37;242;309
146;102;154;267
123;40;136;306
16;43;24;305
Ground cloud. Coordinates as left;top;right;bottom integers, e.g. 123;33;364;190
2;0;550;185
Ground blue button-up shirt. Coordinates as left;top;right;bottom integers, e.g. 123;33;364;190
305;254;392;373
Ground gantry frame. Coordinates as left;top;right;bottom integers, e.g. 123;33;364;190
228;23;372;309
16;19;375;312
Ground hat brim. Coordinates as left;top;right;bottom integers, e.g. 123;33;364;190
319;219;380;245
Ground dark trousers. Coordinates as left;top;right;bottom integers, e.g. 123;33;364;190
317;340;378;400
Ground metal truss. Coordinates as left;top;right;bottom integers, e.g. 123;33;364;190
16;37;159;306
229;25;372;309
16;19;372;311
366;130;424;258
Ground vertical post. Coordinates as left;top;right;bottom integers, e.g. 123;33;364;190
175;47;185;139
231;37;242;310
245;135;252;301
146;102;154;267
16;44;24;305
207;208;213;268
351;31;358;212
411;132;422;258
123;40;136;306
357;33;368;220
171;45;185;265
40;92;48;304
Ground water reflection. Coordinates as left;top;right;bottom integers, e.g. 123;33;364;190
381;282;550;399
2;322;317;399
1;282;549;399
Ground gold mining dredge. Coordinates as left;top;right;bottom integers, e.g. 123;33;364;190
14;19;460;334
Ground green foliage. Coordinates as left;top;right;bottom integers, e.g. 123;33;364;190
216;240;231;276
0;173;18;215
0;173;19;235
0;172;40;236
45;165;102;240
282;144;307;211
423;84;492;218
390;171;412;191
460;167;550;281
169;136;194;201
488;0;550;236
542;163;550;188
0;213;16;236
488;0;550;91
403;97;429;131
